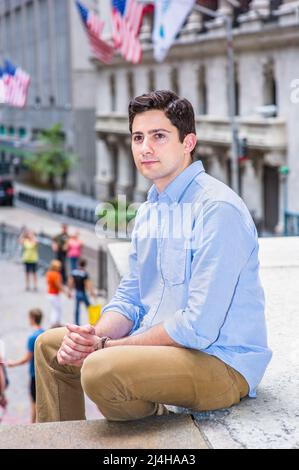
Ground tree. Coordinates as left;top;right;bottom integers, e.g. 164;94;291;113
24;123;76;190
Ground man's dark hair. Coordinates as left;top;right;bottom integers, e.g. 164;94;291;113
29;308;43;326
128;90;196;155
79;258;87;268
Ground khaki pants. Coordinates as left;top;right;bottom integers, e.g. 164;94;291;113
35;327;249;423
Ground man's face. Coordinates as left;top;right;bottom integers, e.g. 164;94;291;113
131;110;196;192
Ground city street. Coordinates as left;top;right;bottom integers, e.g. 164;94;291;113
0;258;102;424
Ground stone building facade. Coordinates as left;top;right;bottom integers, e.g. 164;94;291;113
94;0;299;233
0;0;98;195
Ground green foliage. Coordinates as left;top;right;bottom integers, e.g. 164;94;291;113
96;199;137;233
23;123;77;189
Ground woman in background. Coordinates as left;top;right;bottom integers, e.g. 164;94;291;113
66;231;83;271
19;230;39;291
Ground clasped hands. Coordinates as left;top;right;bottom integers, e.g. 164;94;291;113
57;323;104;367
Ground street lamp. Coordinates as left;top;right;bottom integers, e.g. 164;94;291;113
279;165;289;235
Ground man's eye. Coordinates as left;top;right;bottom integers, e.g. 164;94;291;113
154;133;166;140
133;135;143;142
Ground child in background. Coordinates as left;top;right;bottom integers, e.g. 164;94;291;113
46;260;64;328
7;309;44;423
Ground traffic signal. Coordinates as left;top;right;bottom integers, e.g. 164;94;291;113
238;137;249;164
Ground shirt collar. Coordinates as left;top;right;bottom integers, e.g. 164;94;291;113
147;160;205;203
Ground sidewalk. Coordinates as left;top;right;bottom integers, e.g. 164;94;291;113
0;259;101;425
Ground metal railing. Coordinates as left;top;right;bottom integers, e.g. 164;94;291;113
17;191;97;225
0;223;107;294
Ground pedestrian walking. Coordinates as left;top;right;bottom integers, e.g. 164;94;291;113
52;224;69;284
66;230;83;271
0;356;8;417
7;309;45;423
19;229;39;291
68;258;96;325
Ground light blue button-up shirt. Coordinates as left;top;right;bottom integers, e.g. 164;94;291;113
102;161;272;397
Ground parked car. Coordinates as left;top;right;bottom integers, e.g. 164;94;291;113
0;178;15;206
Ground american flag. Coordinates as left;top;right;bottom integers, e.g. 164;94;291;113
76;1;114;65
112;0;145;64
1;60;30;108
0;68;5;104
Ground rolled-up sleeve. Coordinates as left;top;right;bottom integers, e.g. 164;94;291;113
101;228;146;334
164;202;255;349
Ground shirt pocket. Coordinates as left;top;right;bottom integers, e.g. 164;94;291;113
160;239;187;285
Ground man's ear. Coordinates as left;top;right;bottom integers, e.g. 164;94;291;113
183;133;197;154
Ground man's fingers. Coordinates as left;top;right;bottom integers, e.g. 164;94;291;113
58;347;88;364
62;343;88;360
64;330;95;346
70;331;95;346
63;335;95;354
57;349;84;367
66;323;95;335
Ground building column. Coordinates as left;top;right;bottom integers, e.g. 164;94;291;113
33;0;42;103
178;62;198;109
95;137;115;200
96;70;113;113
48;0;57;105
115;69;128;113
277;0;299;26
133;67;148;97
133;169;151;202
179;9;203;40
154;64;172;90
206;0;233;33
115;140;134;199
239;0;271;30
209;155;227;183
241;158;263;225
139;11;152;45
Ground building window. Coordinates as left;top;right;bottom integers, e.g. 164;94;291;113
110;74;116;112
234;63;240;116
127;70;134;100
170;67;179;95
8;126;15;136
148;69;155;92
197;65;207;115
19;128;27;139
263;59;277;116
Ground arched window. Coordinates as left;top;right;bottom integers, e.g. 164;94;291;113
197;65;207;115
234;63;240;116
127;70;134;100
170;67;179;95
263;59;277;116
110;74;116;112
148;69;155;92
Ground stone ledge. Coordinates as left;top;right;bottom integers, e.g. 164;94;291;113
0;414;209;449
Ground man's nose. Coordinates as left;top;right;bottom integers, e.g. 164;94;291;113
141;136;153;154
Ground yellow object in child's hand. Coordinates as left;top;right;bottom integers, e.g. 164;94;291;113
88;304;102;326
